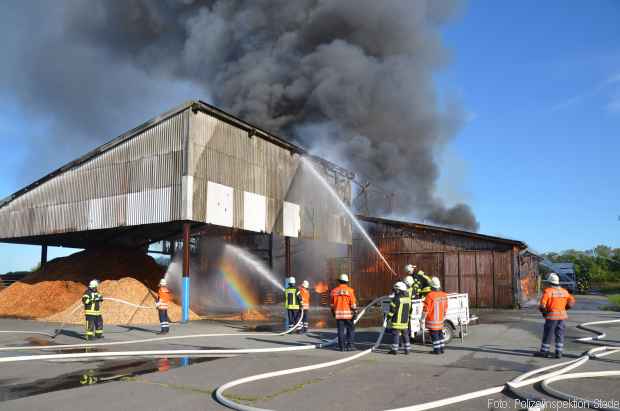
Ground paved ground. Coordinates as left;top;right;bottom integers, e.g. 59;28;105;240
0;296;617;411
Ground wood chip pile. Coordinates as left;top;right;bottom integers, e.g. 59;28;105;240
0;248;199;324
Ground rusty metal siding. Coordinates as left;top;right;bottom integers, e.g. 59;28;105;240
188;110;351;244
0;112;187;239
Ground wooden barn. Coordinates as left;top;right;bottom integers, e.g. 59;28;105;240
350;215;541;308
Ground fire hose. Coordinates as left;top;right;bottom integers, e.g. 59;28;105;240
0;298;309;352
0;298;617;410
0;297;388;362
212;315;620;411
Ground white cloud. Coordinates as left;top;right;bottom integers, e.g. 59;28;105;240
552;70;620;112
607;96;620;113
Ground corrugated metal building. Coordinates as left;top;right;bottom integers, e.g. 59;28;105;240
350;215;539;308
0;100;354;319
0;101;353;247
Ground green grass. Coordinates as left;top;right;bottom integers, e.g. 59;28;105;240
600;294;620;311
593;282;620;295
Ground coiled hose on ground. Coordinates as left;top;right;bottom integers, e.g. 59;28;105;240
213;314;620;411
0;297;617;411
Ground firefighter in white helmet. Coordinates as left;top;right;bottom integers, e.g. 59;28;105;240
82;279;104;340
330;274;358;351
534;273;576;358
298;280;311;333
387;281;412;355
403;274;415;340
284;276;302;330
156;278;172;334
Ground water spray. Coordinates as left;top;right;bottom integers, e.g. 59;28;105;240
225;244;285;291
301;157;398;277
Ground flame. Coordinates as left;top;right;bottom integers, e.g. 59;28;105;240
241;308;269;321
314;319;327;328
314;281;329;294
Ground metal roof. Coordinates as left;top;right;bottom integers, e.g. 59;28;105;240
0;100;353;209
357;214;527;248
0;101;355;246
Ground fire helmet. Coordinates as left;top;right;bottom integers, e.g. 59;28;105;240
288;276;296;285
338;273;349;283
89;279;99;289
394;281;407;292
160;278;167;287
405;264;416;274
302;280;309;289
430;277;441;289
546;273;560;286
404;275;414;287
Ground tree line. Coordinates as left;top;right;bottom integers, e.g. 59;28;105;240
543;245;620;291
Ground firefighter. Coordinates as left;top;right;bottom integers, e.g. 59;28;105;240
330;273;358;352
534;273;576;359
423;277;448;354
413;269;433;299
156;278;172;334
387;281;412;355
299;280;311;333
82;279;104;340
403;273;416;340
284;277;302;330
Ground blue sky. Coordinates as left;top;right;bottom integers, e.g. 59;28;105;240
436;0;620;253
0;1;619;272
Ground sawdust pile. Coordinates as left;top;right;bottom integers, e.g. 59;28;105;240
0;248;199;324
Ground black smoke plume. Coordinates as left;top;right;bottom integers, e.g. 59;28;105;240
1;0;478;230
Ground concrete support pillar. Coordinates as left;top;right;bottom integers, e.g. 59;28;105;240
182;223;191;323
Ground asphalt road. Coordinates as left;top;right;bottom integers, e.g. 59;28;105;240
0;296;617;411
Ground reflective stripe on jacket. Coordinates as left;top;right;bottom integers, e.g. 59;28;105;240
299;287;310;310
413;273;432;297
157;286;172;310
387;293;412;330
82;290;103;316
539;287;575;320
284;287;301;310
423;290;448;330
330;284;357;320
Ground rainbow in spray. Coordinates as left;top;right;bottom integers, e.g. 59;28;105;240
219;262;258;309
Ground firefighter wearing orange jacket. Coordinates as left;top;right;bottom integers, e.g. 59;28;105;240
423;277;448;355
534;273;576;359
330;274;357;352
156;278;172;334
299;280;311;333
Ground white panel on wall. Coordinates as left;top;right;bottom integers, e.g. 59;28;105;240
182;175;194;220
127;187;171;226
207;181;233;227
243;191;266;232
283;201;301;238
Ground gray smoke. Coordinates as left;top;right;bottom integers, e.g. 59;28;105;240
0;0;478;231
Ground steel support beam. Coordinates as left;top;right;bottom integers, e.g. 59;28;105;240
182;223;191;322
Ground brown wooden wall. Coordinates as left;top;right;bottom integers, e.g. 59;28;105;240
352;248;516;308
351;221;525;308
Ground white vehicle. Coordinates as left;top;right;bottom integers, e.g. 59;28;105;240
382;293;471;344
